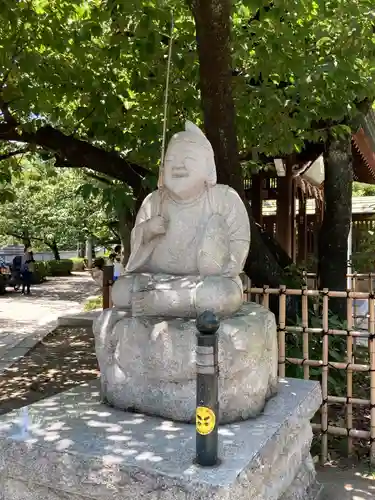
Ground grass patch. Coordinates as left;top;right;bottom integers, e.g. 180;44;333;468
84;295;102;311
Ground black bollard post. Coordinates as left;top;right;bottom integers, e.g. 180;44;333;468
195;310;220;467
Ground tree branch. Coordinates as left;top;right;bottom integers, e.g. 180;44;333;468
72;107;97;136
6;231;24;240
0;121;150;191
247;2;275;24
6;231;45;243
0;147;30;161
83;171;114;186
109;226;120;240
0;99;17;125
240;140;326;167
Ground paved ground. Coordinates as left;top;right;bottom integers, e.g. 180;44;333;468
0;273;374;498
0;272;97;373
0;325;99;415
318;464;375;499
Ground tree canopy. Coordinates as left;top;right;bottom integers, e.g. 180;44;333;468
0;0;374;189
352;181;375;196
0;157;112;256
0;0;374;295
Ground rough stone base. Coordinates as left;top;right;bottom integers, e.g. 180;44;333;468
0;378;322;500
281;456;324;500
94;301;278;423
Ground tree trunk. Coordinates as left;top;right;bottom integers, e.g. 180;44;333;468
86;236;93;269
116;206;132;266
188;0;243;196
187;0;297;306
318;135;352;317
48;239;61;261
78;241;85;258
22;231;31;249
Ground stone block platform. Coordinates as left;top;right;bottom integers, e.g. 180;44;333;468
0;378;322;500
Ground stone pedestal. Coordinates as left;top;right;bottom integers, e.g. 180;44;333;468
94;302;278;423
0;378;323;500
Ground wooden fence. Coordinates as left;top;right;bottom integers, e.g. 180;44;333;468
244;278;375;465
102;268;375;465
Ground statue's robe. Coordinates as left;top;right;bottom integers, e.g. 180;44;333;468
126;184;250;279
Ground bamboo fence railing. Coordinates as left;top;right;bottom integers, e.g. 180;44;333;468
244;276;375;465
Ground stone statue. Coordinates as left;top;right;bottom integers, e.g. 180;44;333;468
111;121;250;318
93;122;278;423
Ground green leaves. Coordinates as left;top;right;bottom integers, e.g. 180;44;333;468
0;0;374;177
0;157;112;249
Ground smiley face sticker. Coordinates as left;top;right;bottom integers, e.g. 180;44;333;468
196;406;216;435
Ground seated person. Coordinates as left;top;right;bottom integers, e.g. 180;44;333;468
91;257;105;288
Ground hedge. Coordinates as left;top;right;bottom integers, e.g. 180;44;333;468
32;259;74;283
70;257;86;272
33;261;48;283
46;259;73;276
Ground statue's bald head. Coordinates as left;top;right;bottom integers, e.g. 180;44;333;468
159;122;217;194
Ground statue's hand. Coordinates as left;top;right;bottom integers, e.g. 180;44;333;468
132;290;156;317
144;216;168;242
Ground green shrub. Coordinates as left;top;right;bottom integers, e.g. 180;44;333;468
31;257;88;282
351;226;375;272
33;261;48;283
45;259;73;276
286;307;347;396
84;295;102;311
70;257;85;272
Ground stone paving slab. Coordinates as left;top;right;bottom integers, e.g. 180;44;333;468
0;273;97;373
58;308;101;327
0;378;322;500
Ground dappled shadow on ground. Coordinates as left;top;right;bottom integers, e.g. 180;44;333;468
318;464;375;499
3;273;98;304
0;326;99;415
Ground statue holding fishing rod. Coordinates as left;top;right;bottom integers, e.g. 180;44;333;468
93;121;278;423
111;120;250;318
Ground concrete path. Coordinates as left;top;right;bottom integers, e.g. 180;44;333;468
0;272;97;373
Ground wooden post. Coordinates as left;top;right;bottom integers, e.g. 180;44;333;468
251;174;263;225
86;236;93;269
278;285;286;378
103;265;113;310
276;162;293;257
297;190;308;264
313;199;323;261
369;293;375;465
291;178;297;263
321;289;329;465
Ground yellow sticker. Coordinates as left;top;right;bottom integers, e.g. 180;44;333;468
196;406;216;435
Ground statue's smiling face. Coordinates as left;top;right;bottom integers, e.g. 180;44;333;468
164;139;207;199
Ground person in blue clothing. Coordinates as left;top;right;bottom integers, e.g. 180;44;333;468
109;245;122;281
21;246;35;295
